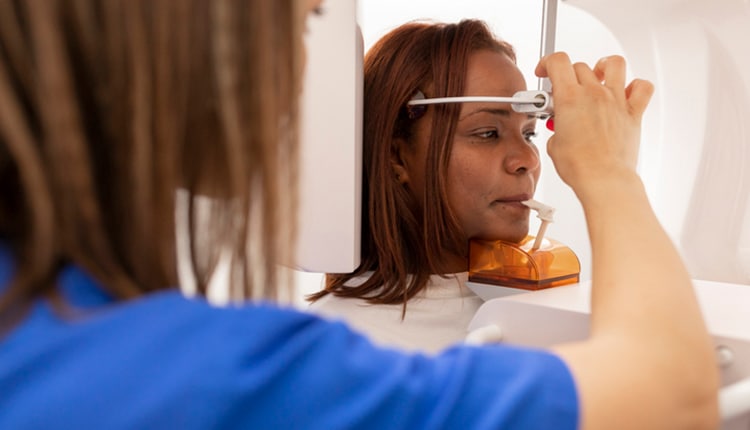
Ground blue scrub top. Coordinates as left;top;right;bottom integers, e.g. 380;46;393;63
0;245;578;429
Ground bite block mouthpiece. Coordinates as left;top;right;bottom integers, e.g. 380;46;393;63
522;199;555;222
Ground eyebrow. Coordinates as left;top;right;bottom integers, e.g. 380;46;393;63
459;108;536;122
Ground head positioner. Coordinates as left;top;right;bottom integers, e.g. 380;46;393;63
406;90;554;120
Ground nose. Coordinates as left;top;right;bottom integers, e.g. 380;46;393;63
504;134;540;175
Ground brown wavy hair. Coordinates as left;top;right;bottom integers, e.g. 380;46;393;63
0;0;304;328
310;19;515;307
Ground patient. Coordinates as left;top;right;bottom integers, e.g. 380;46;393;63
309;19;541;353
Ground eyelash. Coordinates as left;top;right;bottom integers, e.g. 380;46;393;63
472;129;538;143
475;130;499;140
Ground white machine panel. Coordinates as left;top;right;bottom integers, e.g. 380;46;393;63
467;280;750;429
295;0;363;273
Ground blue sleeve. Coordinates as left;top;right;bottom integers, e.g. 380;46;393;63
0;292;578;430
202;303;579;430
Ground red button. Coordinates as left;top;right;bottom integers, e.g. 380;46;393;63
546;117;554;131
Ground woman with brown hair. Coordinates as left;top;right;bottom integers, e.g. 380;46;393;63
310;20;542;353
0;1;717;429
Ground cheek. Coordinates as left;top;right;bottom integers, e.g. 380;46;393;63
448;147;495;185
449;166;485;196
445;153;495;207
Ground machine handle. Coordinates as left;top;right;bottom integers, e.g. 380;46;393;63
721;377;750;421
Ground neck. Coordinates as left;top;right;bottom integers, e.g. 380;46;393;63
433;252;468;275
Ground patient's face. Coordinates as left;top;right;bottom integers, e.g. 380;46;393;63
405;49;540;247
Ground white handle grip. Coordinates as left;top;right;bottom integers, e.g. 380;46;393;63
465;324;504;346
720;377;750;421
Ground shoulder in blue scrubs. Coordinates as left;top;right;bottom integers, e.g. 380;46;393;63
0;244;578;429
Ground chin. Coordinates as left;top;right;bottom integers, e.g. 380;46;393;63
475;229;529;244
505;233;529;244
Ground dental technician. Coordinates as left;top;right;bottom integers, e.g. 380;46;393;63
0;0;718;429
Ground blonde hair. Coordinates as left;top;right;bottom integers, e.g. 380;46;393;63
0;0;304;324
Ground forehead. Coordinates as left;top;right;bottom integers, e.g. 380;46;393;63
463;49;526;97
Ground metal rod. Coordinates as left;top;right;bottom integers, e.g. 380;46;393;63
539;0;559;92
407;96;541;106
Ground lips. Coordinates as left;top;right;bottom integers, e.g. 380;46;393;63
493;193;533;204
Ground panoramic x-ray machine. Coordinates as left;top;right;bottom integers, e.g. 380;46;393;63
296;1;750;427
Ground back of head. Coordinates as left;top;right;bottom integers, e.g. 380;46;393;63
0;0;304;322
319;19;516;305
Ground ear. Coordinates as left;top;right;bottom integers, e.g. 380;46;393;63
391;137;410;185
